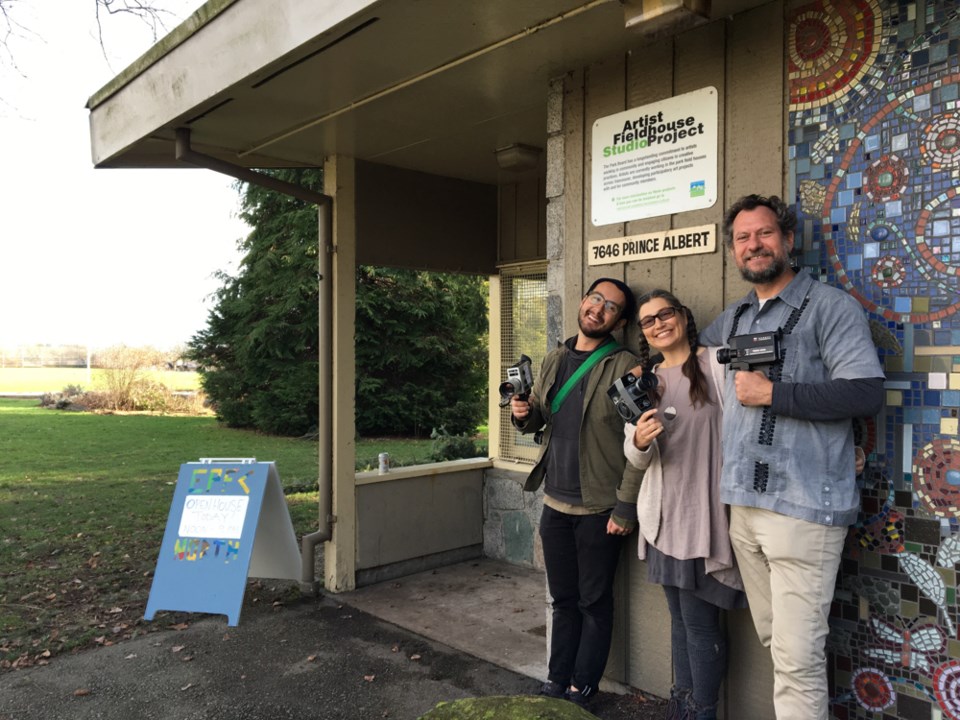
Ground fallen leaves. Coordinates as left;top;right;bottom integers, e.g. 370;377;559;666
73;688;91;697
363;674;376;682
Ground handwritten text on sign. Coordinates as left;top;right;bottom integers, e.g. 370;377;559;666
178;495;250;539
587;224;716;266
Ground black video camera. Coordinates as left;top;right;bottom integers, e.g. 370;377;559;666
607;370;659;423
499;355;534;407
716;330;783;371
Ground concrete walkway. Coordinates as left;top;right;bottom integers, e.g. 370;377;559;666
0;561;543;720
343;558;549;681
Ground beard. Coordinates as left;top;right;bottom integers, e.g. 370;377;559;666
578;309;617;338
579;323;611;339
739;252;789;284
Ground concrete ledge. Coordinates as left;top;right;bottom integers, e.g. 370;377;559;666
356;457;492;486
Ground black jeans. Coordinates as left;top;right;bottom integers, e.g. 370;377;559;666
539;505;624;695
662;585;726;716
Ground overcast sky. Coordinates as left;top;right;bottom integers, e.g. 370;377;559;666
0;1;249;351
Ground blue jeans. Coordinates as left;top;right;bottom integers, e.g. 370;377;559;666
539;505;624;695
662;585;726;716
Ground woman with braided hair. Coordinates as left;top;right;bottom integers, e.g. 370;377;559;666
624;289;745;720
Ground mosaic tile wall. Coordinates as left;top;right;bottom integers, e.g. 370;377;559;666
788;0;960;717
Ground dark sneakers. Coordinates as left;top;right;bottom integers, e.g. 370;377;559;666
537;680;594;710
538;680;566;699
565;688;591;708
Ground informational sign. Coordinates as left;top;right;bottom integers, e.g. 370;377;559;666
145;459;301;626
591;86;718;226
587;223;717;266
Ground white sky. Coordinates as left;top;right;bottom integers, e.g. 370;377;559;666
0;1;249;351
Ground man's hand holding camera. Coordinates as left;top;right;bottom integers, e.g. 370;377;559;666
510;393;533;421
716;330;781;407
734;370;774;406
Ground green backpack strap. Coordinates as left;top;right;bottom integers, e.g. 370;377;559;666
550;338;620;414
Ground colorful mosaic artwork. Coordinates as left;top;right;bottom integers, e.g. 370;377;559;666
852;666;897;711
788;1;960;717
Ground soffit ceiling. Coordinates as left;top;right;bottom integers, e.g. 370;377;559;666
87;0;769;185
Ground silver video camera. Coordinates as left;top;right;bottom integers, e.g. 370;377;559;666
607;370;659;423
499;355;534;407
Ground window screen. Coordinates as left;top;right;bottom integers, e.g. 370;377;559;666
498;268;548;462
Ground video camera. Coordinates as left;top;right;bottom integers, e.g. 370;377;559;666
607;370;659;423
716;329;783;371
499;355;534;407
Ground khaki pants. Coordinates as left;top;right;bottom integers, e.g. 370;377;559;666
728;506;846;720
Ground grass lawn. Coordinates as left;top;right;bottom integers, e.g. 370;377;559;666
0;398;319;670
0;398;484;670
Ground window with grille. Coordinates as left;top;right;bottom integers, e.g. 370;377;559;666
498;266;548;462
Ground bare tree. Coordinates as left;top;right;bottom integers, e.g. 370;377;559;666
1;0;181;70
91;0;178;53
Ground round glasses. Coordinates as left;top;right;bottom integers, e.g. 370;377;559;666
638;306;678;329
585;292;622;316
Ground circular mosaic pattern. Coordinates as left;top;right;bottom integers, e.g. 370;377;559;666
921;113;960;169
820;73;960;323
788;0;882;110
864;154;908;202
912;193;960;288
872;256;905;288
914;439;960;518
852;667;895;711
934;660;960;720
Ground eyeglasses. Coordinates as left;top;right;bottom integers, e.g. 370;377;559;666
585;292;622;316
638;306;678;329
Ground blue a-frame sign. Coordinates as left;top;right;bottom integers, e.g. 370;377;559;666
145;458;301;626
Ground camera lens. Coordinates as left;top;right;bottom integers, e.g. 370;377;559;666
716;348;734;364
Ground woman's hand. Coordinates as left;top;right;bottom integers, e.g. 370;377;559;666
632;407;663;450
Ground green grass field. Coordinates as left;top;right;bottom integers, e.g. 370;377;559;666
0;397;476;669
0;367;201;394
0;397;323;668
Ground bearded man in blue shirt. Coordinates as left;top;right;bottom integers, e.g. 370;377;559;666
700;194;884;720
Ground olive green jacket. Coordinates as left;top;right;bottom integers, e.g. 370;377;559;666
513;337;643;525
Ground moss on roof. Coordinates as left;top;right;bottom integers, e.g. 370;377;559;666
86;0;238;109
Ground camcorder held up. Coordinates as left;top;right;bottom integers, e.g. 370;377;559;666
716;329;783;371
499;355;534;407
607;370;659;423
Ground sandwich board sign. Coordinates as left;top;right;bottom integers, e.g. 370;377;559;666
145;458;301;626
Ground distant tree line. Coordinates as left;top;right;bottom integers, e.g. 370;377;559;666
187;169;488;438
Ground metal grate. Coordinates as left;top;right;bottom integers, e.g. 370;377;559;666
498;268;548;462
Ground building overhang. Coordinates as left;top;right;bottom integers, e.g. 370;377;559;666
87;0;767;185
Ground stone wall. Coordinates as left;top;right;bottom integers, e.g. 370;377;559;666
482;467;544;570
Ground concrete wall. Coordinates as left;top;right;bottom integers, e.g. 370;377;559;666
354;460;489;586
482;466;545;570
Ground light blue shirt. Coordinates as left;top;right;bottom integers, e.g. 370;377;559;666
700;270;884;526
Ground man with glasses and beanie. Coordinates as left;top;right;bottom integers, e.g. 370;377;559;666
700;195;884;719
510;277;643;710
